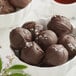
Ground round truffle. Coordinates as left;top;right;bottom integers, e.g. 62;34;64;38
22;21;44;40
47;15;73;36
20;42;44;65
43;44;68;66
0;0;15;14
10;27;32;50
9;0;32;8
59;35;76;59
35;30;58;51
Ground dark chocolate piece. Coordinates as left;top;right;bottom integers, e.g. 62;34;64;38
59;35;76;59
47;15;73;36
9;0;32;8
35;30;58;51
22;21;44;40
43;44;68;66
20;42;44;65
10;27;32;50
0;0;15;14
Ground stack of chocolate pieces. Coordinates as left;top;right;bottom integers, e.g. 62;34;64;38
10;15;76;67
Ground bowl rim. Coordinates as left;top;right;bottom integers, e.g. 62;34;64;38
0;1;32;16
18;55;76;69
51;0;76;6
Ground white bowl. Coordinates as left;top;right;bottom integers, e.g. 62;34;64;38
51;0;76;18
15;19;76;76
0;2;32;28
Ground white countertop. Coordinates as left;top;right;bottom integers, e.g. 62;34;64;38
0;0;76;76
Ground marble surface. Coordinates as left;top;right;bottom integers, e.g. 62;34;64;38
0;0;76;76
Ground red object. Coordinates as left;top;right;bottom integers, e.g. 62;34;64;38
55;0;76;4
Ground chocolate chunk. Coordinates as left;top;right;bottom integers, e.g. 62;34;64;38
10;27;32;50
22;21;44;40
59;35;76;59
35;30;58;51
0;0;15;14
9;0;32;8
47;15;73;36
43;44;68;66
20;42;44;65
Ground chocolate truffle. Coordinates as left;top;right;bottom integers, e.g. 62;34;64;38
10;27;32;50
9;0;32;8
0;0;15;14
35;30;58;51
43;44;68;66
22;21;44;40
20;42;44;65
59;35;76;59
47;15;73;36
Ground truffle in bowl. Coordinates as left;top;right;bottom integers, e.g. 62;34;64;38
0;0;32;28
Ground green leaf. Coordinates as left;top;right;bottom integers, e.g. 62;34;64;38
0;58;2;72
9;73;25;76
8;65;27;71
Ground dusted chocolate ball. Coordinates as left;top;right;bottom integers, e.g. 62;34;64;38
35;30;58;51
22;21;44;40
20;42;44;65
0;0;15;14
43;44;68;66
59;35;76;59
9;0;32;8
47;15;73;36
10;27;32;50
